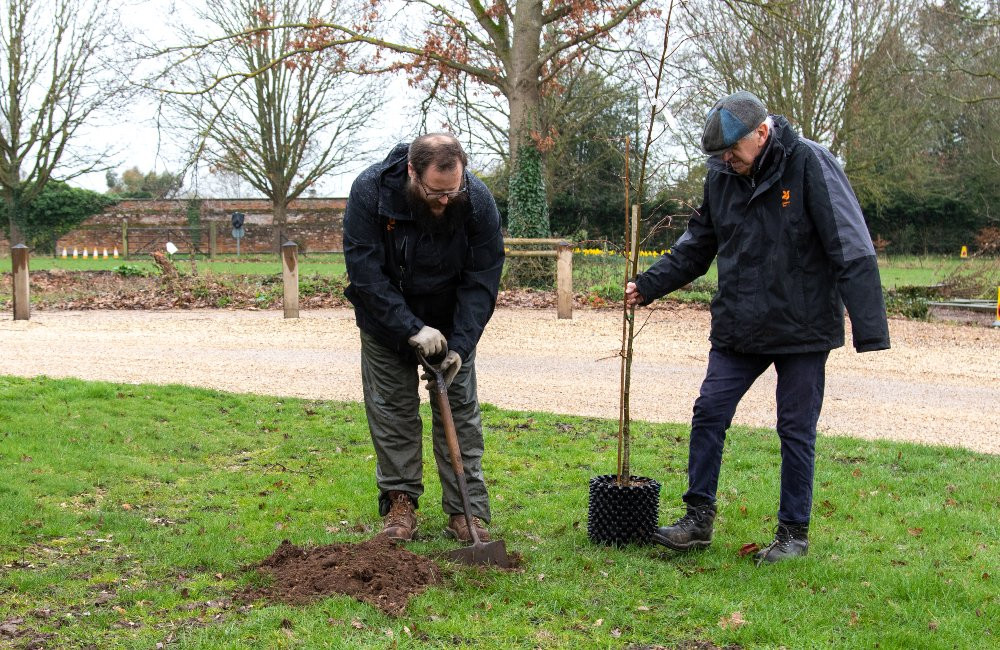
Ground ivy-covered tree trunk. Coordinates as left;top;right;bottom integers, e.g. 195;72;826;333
505;143;554;288
507;144;550;238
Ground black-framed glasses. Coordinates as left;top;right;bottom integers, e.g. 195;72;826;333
417;177;467;200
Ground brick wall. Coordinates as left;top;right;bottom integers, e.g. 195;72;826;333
52;197;347;256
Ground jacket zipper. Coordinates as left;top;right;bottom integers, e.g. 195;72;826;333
398;235;408;292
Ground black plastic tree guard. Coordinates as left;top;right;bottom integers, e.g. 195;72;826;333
587;474;661;546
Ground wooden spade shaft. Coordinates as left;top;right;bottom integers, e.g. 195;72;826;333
417;351;511;568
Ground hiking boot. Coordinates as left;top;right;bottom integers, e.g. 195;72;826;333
444;514;491;543
754;522;809;565
652;502;716;551
380;491;417;541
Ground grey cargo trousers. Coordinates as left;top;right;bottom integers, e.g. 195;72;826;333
360;331;491;522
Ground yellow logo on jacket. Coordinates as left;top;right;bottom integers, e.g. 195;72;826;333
781;189;791;208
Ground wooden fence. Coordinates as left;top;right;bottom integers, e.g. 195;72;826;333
9;238;577;321
504;238;574;319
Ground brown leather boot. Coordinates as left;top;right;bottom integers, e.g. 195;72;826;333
381;491;417;541
445;514;490;542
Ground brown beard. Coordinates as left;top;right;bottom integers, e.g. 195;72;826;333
406;178;468;235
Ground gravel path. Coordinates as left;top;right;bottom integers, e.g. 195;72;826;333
1;306;996;454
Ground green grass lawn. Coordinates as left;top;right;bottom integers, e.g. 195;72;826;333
1;376;996;648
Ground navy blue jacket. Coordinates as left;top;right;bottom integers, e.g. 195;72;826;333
343;143;504;361
635;116;890;354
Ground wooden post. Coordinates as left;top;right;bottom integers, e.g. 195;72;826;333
209;221;217;260
122;219;129;260
556;240;573;319
12;244;29;321
282;240;299;319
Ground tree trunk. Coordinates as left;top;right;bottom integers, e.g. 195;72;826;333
508;0;543;165
272;200;288;252
3;190;25;248
506;0;550;239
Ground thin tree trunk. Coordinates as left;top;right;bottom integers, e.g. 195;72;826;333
272;200;288;252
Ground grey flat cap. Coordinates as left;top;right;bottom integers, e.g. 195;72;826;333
701;91;768;156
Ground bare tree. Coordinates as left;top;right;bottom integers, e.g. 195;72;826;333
159;0;382;249
669;0;930;207
914;0;1000;226
151;0;655;238
0;0;125;247
917;0;1000;105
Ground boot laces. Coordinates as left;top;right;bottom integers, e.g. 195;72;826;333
386;493;413;527
671;506;709;530
766;523;801;552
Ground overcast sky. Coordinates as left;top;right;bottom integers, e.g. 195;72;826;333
72;0;422;198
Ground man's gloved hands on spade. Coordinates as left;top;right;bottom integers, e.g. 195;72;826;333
407;326;461;390
420;350;461;392
408;325;447;357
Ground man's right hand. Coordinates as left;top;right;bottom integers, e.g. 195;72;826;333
625;281;644;308
408;326;447;357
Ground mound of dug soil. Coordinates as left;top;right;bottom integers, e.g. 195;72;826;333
238;536;440;616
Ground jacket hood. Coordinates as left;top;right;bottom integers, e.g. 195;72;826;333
377;142;412;221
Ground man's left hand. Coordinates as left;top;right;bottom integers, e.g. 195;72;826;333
422;351;462;392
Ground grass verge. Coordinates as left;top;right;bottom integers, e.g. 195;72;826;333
0;376;997;648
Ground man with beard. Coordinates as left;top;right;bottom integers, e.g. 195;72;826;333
343;133;505;543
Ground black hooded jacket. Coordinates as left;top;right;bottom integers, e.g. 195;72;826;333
343;143;505;361
635;116;890;354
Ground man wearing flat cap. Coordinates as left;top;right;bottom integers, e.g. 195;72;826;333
626;91;889;564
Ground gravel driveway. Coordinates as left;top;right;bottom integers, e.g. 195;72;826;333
1;305;996;454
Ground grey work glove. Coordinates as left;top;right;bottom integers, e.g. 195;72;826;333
422;350;461;392
408;325;447;357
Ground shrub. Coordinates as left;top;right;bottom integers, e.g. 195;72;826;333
112;264;150;278
885;286;935;319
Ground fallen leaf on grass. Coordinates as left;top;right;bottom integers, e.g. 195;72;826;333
719;611;747;629
907;527;923;536
738;543;760;557
592;618;603;627
928;620;939;630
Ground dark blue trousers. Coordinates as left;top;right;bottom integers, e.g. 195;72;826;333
683;348;829;525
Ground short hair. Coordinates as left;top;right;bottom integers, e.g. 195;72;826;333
738;115;774;142
408;133;468;177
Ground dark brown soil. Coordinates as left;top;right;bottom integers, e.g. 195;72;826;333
237;536;440;616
